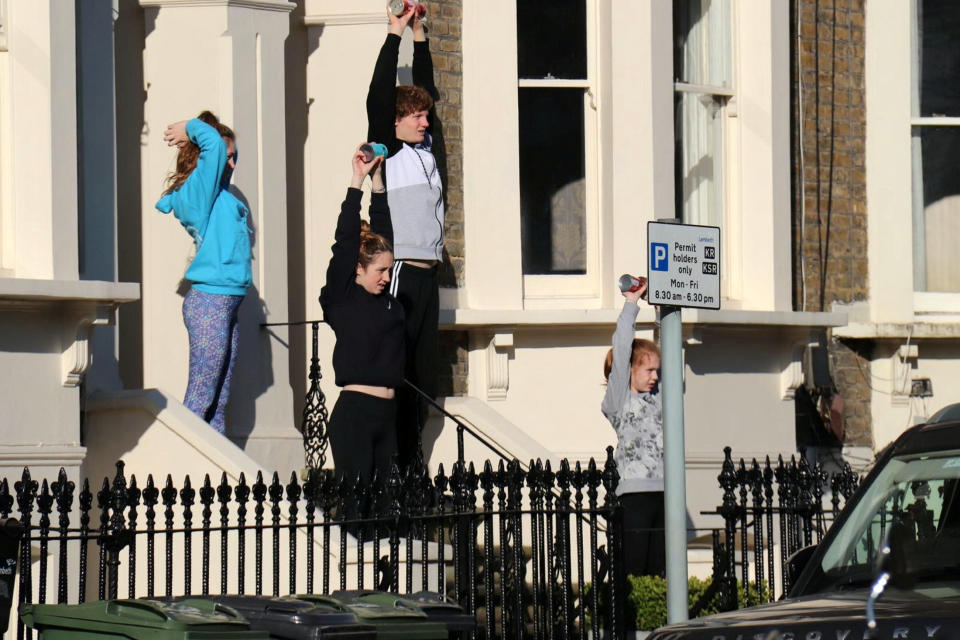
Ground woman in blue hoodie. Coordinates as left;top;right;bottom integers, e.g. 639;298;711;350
156;111;251;434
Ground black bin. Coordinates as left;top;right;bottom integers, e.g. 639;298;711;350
172;596;377;640
0;518;22;636
397;591;476;640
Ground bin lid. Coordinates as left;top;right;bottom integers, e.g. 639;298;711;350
396;591;476;632
175;597;377;640
21;599;268;638
174;596;369;631
319;592;448;640
327;591;428;620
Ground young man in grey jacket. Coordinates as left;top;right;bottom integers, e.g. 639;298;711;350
366;5;443;469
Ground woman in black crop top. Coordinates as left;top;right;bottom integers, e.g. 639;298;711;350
320;146;405;486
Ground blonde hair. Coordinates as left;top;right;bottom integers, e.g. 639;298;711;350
603;339;660;381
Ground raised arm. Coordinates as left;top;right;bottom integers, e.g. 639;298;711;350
320;147;384;307
320;189;364;307
367;6;416;152
601;298;642;422
165;119;227;233
368;160;393;245
411;12;438;100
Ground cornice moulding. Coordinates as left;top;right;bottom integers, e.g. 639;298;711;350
303;12;385;27
0;445;87;470
140;0;295;12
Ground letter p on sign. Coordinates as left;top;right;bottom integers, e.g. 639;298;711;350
651;242;669;271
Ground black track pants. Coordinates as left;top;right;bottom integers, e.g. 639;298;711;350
389;261;439;469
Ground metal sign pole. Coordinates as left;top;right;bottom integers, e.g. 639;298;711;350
660;303;688;623
647;219;720;624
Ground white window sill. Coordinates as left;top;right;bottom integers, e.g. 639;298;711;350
439;306;846;330
913;292;960;315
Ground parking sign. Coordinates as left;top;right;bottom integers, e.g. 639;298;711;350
647;221;721;310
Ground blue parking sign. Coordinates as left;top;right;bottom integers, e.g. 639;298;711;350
651;243;669;271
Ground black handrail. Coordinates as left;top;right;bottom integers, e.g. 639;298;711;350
401;378;515;466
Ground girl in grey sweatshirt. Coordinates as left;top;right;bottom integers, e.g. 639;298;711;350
601;287;665;578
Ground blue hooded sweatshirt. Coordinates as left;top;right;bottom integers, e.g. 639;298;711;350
156;119;252;296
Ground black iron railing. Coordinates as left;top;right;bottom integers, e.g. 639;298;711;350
707;447;862;608
6;450;626;640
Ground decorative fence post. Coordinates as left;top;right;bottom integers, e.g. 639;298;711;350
602;446;624;640
102;462;132;601
302;322;330;471
716;447;739;611
52;470;74;604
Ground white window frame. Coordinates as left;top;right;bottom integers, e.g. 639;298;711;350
518;0;601;307
673;0;738;302
910;0;960;309
0;0;11;276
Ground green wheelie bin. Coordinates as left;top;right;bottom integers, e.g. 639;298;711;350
20;598;270;640
293;592;447;640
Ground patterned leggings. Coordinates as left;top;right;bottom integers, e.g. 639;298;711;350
182;287;245;433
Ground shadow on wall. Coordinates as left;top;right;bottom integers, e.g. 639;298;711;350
284;0;312;435
225;186;272;446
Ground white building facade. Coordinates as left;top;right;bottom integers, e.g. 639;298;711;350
15;0;955;544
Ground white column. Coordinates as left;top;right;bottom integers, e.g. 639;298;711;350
462;0;524;310
140;0;299;470
736;1;792;311
608;0;675;300
7;0;79;280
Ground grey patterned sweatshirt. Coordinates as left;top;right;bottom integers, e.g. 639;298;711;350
601;300;663;494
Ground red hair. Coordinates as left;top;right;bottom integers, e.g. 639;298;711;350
603;339;660;381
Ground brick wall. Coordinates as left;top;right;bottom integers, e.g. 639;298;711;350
428;0;468;395
428;0;463;288
792;0;870;445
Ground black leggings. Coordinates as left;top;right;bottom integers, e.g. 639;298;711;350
620;491;665;578
328;391;398;485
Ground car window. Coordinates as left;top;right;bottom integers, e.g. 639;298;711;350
818;451;960;588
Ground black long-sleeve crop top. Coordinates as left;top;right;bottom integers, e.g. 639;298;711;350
319;188;405;388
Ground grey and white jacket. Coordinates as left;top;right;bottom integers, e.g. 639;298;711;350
366;34;445;261
385;138;444;261
601;300;664;494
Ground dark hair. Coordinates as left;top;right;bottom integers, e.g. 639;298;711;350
358;220;393;268
395;85;434;119
163;111;235;195
603;339;661;382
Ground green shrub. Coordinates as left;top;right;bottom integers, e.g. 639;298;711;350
584;575;769;631
629;575;770;630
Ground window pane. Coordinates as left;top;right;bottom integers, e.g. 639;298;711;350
912;126;960;292
674;0;732;87
675;92;724;227
519;88;586;275
915;0;960;117
517;0;586;80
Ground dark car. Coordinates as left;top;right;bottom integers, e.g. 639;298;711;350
649;417;960;640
